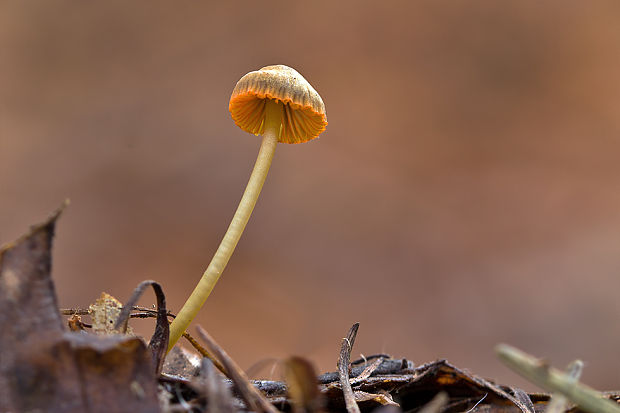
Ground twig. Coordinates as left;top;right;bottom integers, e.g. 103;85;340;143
338;323;361;413
181;330;227;375
512;388;535;413
351;354;391;365
349;357;383;385
195;325;279;413
318;358;410;384
130;306;177;319
496;344;620;413
60;306;177;318
60;308;91;316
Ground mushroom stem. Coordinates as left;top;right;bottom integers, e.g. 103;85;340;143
167;99;283;352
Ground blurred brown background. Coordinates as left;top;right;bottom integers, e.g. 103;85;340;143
2;1;620;389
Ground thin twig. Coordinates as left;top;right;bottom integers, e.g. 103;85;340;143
181;330;226;375
130;306;177;319
511;388;535;413
350;357;383;386
195;325;279;413
351;354;391;365
59;308;90;316
496;344;620;413
60;305;177;318
338;323;361;413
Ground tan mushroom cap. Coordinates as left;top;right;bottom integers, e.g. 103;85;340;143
229;65;327;144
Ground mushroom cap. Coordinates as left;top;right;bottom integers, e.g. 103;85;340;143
229;65;327;144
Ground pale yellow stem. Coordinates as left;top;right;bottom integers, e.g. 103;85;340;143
167;100;283;351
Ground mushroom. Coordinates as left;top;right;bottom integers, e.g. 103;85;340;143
167;65;327;351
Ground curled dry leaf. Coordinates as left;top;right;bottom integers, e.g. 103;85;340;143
114;280;170;376
285;356;325;413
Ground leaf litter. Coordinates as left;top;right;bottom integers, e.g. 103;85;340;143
1;204;620;413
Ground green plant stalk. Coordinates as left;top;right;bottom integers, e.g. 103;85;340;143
495;344;620;413
546;360;584;413
167;100;283;352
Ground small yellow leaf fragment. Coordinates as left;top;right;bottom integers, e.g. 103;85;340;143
88;292;133;334
353;390;399;406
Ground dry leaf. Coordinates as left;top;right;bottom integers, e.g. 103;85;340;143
89;292;134;335
0;205;160;412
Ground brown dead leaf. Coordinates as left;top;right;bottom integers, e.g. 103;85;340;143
285;356;325;413
0;204;161;412
7;332;160;413
0;203;68;411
